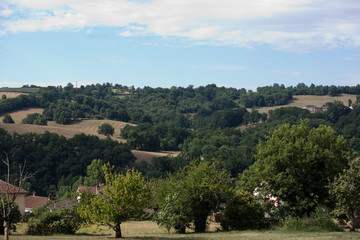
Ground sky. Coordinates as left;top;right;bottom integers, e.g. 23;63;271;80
0;0;360;90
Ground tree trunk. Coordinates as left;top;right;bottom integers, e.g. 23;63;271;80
350;214;356;232
115;224;122;238
194;212;208;233
3;220;10;240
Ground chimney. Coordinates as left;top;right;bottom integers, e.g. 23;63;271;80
33;192;36;196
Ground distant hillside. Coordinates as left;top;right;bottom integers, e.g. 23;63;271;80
248;94;357;113
0;108;175;162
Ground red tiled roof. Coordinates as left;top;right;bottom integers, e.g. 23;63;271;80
47;198;78;211
0;180;27;194
77;185;104;195
25;195;49;209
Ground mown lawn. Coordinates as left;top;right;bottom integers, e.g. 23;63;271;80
9;221;360;240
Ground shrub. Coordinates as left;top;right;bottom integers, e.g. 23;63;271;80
282;207;342;232
97;123;114;136
2;114;15;124
21;113;47;125
311;207;343;232
0;200;22;234
282;217;307;231
26;206;83;235
221;190;268;231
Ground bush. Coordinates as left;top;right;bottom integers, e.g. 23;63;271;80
221;190;268;231
97;123;114;136
21;113;47;125
311;207;343;232
2;114;15;124
282;207;342;232
0;200;22;234
26;206;83;235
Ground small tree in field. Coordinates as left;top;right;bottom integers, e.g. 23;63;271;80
2;115;14;124
98;123;115;136
330;159;360;232
78;163;150;238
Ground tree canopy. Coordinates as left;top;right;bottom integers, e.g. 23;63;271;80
238;120;352;216
78;163;150;238
330;159;360;231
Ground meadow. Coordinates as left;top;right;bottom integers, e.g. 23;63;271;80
9;221;360;240
249;94;357;113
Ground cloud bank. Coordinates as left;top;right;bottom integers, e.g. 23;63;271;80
1;0;360;52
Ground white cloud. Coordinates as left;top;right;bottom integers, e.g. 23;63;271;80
3;0;360;51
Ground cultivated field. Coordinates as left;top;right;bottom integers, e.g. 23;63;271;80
10;221;360;240
248;94;357;113
0;91;28;98
0;108;177;162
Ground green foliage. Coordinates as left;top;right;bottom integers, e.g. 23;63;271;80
310;207;343;232
0;200;21;234
154;161;232;233
78;163;150;238
1;94;6;99
0;94;38;115
26;206;83;235
329;159;360;231
83;159;105;186
97;123;115;136
238;120;352;216
156;192;192;233
221;190;268;231
282;207;342;232
21;113;47;125
0;130;135;196
2;114;14;124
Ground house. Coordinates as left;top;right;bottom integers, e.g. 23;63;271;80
0;179;27;215
77;185;104;195
25;193;51;213
47;198;78;212
303;105;328;112
303;105;316;112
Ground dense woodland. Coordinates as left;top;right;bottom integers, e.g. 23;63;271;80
1;83;360;196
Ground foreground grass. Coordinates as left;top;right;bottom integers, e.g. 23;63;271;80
10;221;360;240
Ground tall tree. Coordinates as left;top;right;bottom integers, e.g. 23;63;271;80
78;163;150;238
238;120;351;216
155;161;232;233
330;159;360;232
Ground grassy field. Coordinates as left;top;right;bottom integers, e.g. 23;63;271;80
0;91;29;98
248;94;357;113
0;108;178;162
10;221;360;240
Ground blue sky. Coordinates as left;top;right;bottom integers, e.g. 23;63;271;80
1;0;359;90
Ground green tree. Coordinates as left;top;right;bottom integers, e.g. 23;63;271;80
154;161;232;233
21;113;47;125
330;159;360;232
1;95;6;100
221;190;267;230
83;159;105;186
238;120;351;217
97;123;115;136
2;114;14;124
78;163;150;238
